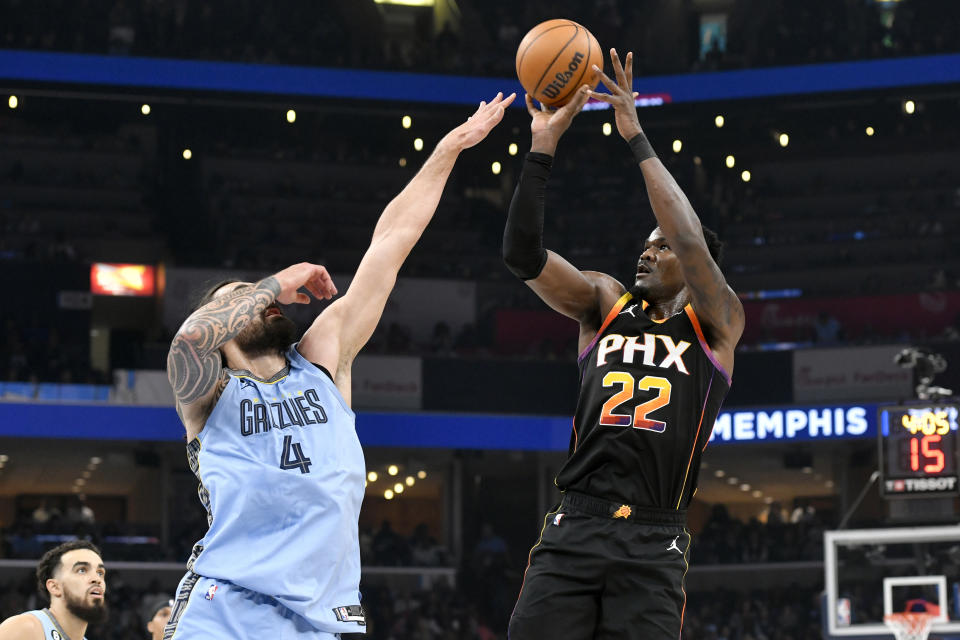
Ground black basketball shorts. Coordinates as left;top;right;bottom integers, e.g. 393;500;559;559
508;492;690;640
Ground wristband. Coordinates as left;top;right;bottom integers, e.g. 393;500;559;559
628;132;657;164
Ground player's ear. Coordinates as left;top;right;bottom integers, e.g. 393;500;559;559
46;577;62;599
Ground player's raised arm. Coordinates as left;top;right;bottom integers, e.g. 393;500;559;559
299;93;515;396
167;263;336;432
587;49;744;368
503;88;626;329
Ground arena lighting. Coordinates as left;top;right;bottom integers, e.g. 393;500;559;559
286;109;296;123
0;455;8;462
725;155;735;168
904;99;916;114
778;132;789;147
508;142;518;156
417;470;426;479
752;490;763;498
374;0;434;6
714;114;724;127
413;137;424;151
384;489;394;500
394;483;404;493
387;464;398;476
7;95;17;109
82;471;91;478
72;486;81;493
727;477;738;485
74;478;86;486
802;466;813;474
140;104;150;115
90;457;102;465
826;480;835;488
741;170;751;182
398;157;407;167
693;156;702;166
91;263;156;296
865;126;875;136
405;476;415;486
764;496;774;504
672;139;682;153
714;469;726;478
491;161;502;175
401;115;412;129
367;471;378;482
740;483;751;491
602;122;612;136
182;148;192;160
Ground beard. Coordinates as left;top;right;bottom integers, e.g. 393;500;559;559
234;314;297;356
64;590;109;625
629;280;651;300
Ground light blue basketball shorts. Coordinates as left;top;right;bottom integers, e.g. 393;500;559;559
163;572;341;640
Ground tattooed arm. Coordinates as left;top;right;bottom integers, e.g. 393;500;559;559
167;263;336;439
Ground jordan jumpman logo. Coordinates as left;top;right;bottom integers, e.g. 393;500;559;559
667;536;682;553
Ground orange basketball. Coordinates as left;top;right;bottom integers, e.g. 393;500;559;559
515;19;602;108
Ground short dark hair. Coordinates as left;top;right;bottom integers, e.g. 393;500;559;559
701;224;724;268
36;540;102;602
189;278;243;315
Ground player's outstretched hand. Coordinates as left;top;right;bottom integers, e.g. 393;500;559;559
527;85;591;149
274;262;338;304
587;49;643;141
452;92;517;150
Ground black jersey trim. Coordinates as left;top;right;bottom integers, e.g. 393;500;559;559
577;292;633;363
683;305;732;385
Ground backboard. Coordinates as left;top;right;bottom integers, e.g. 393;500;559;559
824;526;960;638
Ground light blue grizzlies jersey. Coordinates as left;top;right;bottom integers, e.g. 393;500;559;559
25;609;84;640
186;344;366;633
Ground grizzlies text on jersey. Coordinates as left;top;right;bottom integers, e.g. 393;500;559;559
183;343;365;634
556;292;731;509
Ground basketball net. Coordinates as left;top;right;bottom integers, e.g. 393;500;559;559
884;613;936;640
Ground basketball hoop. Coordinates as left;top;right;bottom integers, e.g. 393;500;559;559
884;612;936;640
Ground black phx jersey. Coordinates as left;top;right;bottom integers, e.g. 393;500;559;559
556;291;731;509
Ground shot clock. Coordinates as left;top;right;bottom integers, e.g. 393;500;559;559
878;404;959;497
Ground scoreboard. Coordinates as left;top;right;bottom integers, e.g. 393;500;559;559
878;404;959;497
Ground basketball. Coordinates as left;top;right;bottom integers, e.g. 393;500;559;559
515;19;602;108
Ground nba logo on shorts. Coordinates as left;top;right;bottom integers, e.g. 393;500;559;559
205;585;218;600
552;513;565;526
836;597;851;626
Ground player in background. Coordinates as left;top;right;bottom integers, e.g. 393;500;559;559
0;540;107;640
164;92;514;639
502;50;743;639
142;595;173;640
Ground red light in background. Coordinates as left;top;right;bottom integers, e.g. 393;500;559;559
90;263;156;296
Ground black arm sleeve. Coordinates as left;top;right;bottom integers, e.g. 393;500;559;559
502;152;552;280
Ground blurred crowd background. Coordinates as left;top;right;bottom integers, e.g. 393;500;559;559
1;0;959;638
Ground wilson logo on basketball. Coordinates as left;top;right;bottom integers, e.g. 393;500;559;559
613;505;632;519
541;51;585;100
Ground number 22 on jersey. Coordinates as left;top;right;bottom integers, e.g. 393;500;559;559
599;372;672;432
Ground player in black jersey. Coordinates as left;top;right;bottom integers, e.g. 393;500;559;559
502;49;744;640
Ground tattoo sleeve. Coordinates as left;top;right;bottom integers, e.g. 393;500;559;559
167;277;281;405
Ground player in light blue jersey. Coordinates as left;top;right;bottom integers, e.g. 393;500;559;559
0;540;107;640
164;91;515;639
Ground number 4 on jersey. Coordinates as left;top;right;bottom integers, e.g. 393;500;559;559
280;435;312;474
